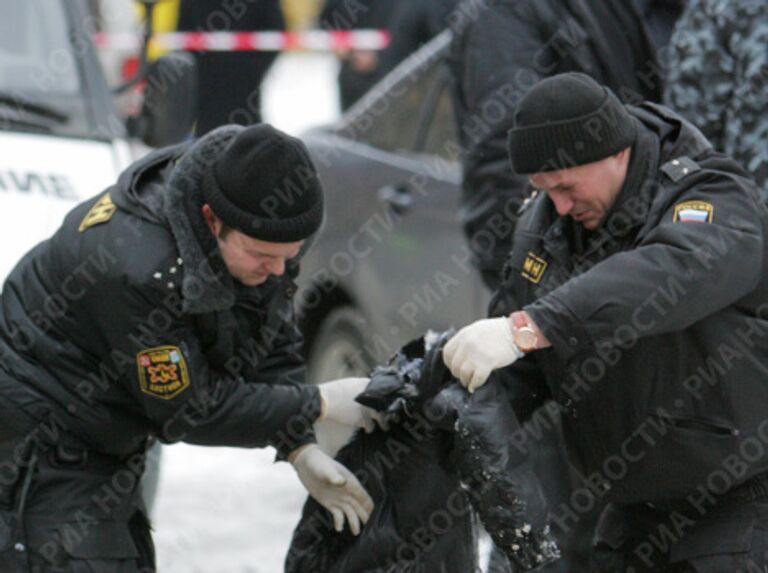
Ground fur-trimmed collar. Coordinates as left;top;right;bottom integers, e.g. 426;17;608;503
118;125;312;315
163;126;243;314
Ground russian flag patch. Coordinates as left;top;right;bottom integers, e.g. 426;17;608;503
673;200;714;224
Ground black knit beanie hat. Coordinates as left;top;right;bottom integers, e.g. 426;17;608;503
508;72;636;174
201;123;324;242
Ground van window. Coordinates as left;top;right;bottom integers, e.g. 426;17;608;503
415;66;459;162
340;59;443;155
0;1;91;137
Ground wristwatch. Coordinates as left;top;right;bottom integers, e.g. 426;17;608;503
513;325;538;353
509;312;539;353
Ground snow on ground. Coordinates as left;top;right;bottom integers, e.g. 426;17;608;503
152;445;305;573
262;51;341;136
153;52;339;573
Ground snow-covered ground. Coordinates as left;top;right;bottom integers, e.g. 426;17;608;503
153;52;340;573
152;445;307;572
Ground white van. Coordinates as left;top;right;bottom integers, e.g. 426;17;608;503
0;0;195;281
1;0;196;509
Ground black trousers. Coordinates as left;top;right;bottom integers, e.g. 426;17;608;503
192;51;279;136
590;477;768;573
0;432;154;572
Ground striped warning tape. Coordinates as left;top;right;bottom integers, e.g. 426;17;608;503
94;29;390;52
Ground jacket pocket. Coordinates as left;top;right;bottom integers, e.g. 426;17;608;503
590;503;660;572
668;509;754;572
0;437;36;572
0;511;12;551
45;521;139;572
0;510;25;572
621;414;740;503
592;503;631;552
651;415;738;437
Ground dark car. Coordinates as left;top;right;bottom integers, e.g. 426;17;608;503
298;31;490;385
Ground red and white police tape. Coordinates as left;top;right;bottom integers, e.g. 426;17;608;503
94;29;390;52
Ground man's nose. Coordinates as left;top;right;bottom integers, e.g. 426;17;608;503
549;192;574;217
267;258;286;276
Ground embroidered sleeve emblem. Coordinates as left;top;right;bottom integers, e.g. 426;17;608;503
136;345;190;400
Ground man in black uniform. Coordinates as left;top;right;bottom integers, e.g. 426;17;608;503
376;0;460;79
444;73;768;570
318;0;404;111
449;6;684;569
0;124;378;571
177;0;286;135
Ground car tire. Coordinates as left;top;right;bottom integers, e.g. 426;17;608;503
306;305;375;384
306;305;375;456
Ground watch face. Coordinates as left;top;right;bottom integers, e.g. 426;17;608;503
514;327;537;351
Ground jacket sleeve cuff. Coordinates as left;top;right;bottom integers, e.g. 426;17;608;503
274;385;322;461
525;294;592;363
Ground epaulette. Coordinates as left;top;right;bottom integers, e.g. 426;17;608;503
518;189;540;215
78;192;117;232
660;156;701;183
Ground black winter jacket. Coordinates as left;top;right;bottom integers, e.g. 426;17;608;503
177;0;285;134
377;0;460;78
491;103;768;504
318;0;406;110
286;333;559;572
449;0;664;288
0;128;320;457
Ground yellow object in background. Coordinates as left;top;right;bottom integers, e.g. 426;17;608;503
134;0;180;60
133;0;318;60
282;0;321;30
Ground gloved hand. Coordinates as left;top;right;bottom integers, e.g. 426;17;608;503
318;377;384;432
443;317;523;393
290;444;374;535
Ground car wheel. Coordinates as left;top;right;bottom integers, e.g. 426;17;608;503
306;305;376;456
307;305;375;384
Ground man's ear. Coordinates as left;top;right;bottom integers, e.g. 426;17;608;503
201;203;219;236
616;146;632;162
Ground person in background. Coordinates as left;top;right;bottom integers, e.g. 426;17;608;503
376;0;461;78
177;0;285;135
317;0;404;111
636;0;687;53
665;0;767;198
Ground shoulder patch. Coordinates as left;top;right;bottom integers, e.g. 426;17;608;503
137;345;190;400
661;156;701;183
79;192;117;232
521;252;548;284
673;200;714;224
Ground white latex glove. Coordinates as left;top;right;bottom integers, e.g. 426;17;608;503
290;444;374;535
443;317;524;393
318;377;383;432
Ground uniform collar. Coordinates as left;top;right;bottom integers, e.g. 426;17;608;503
598;118;660;233
163;128;241;315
